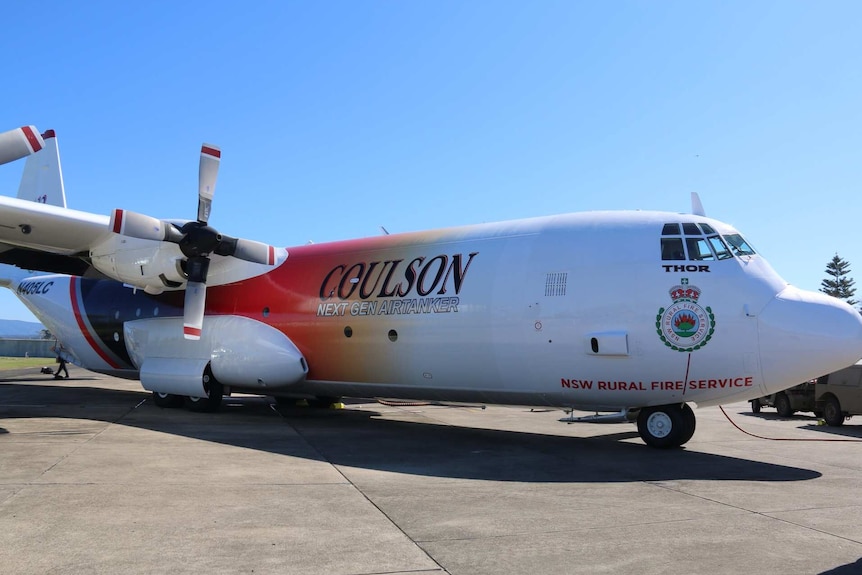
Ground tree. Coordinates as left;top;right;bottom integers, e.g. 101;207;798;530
820;253;858;307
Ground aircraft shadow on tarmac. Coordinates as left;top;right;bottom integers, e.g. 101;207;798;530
819;557;862;575
735;409;862;439
0;381;821;484
797;423;862;439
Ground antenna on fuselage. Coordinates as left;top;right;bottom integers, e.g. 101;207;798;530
691;192;706;217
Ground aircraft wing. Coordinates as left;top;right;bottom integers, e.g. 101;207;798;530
0;195;110;276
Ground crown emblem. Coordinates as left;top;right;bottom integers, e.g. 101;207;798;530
669;285;700;303
656;282;715;353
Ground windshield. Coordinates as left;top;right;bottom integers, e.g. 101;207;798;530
661;222;756;261
723;233;756;256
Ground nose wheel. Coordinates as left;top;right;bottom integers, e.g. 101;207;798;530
637;403;696;448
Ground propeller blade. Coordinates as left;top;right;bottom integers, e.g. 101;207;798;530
234;238;276;265
198;144;220;223
110;209;184;242
0;126;44;167
183;256;210;340
214;235;276;265
183;281;206;340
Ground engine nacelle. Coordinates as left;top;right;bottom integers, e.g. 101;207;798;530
139;357;210;397
124;315;308;393
90;235;187;294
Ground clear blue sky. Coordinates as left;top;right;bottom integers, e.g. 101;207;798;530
2;1;861;322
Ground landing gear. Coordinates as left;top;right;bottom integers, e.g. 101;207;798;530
184;367;223;413
636;403;696;448
152;391;184;408
680;402;696;445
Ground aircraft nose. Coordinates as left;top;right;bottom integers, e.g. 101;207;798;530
758;286;862;391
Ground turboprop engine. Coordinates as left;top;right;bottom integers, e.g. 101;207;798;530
89;237;187;294
106;144;276;340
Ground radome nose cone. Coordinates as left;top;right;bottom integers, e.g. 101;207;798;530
758;286;862;390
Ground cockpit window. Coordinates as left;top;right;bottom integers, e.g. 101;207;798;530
686;237;715;261
661;238;685;260
661;222;756;261
682;223;701;235
707;235;733;260
723;233;756;256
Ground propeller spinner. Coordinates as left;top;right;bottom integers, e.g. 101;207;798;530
110;144;276;340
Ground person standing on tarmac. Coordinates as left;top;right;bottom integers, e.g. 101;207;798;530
52;343;70;379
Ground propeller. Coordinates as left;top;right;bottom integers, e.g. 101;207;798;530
0;126;44;166
109;144;276;340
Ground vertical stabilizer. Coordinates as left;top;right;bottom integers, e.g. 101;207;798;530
17;129;66;207
691;192;706;217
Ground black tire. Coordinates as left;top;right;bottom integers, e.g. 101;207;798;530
152;391;184;408
774;392;793;418
822;395;844;427
637;405;686;448
185;369;223;413
750;399;761;414
679;403;696;445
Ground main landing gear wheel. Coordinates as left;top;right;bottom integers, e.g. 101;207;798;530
152;391;184;408
750;399;761;414
185;368;223;413
680;403;696;445
636;404;695;448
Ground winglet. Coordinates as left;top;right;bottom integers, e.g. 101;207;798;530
691;192;706;217
17;129;67;208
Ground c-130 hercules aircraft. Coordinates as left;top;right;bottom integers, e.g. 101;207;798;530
1;125;860;448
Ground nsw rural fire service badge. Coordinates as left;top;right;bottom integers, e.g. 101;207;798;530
656;280;715;352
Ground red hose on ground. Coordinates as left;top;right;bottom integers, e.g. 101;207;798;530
718;405;862;442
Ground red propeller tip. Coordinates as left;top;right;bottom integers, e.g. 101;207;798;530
201;145;220;159
184;326;202;339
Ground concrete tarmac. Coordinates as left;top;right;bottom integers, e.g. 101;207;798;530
2;367;862;575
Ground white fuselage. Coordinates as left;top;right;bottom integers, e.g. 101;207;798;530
9;210;862;412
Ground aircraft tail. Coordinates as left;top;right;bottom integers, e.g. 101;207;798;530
16;129;66;208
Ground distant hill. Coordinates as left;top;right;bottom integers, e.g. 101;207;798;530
0;319;45;338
